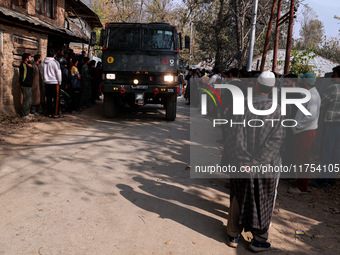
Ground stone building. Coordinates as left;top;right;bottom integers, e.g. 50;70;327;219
0;0;101;115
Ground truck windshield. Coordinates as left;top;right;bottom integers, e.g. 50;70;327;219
147;29;174;50
106;27;175;51
107;27;139;50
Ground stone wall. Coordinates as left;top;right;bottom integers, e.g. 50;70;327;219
1;0;65;29
0;0;66;116
1;0;27;11
0;0;98;116
0;23;48;116
31;0;66;29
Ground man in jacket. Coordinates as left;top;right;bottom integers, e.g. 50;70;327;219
320;66;340;185
41;49;62;118
293;72;321;192
19;53;33;119
31;54;42;115
222;71;285;252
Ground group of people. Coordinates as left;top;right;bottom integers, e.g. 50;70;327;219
19;49;102;119
185;66;340;251
179;67;249;105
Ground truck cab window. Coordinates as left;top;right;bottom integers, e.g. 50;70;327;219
107;28;139;50
148;30;174;50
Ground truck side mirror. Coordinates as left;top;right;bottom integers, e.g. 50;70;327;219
185;35;190;49
90;32;96;46
179;33;183;50
100;29;105;46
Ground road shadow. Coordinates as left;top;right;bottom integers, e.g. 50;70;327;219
117;183;227;243
1;98;339;254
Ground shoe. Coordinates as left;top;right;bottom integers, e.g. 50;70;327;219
32;112;40;116
23;115;32;120
28;113;35;117
227;235;239;248
287;187;304;194
249;239;271;252
53;115;64;118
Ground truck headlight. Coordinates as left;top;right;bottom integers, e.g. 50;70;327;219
164;75;174;82
106;73;116;80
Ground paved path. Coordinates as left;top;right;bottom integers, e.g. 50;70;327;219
1;98;339;255
0;99;241;255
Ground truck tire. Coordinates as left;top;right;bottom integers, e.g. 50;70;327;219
104;93;118;118
165;94;177;121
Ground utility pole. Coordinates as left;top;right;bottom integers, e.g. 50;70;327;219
260;0;297;74
188;21;192;68
139;0;143;23
247;0;259;72
284;0;296;74
273;0;282;73
260;0;277;72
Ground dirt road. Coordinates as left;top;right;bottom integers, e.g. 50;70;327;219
0;99;339;255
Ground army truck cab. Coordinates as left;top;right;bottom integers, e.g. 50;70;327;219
100;22;183;121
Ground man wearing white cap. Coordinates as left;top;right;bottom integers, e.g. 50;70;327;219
222;71;285;251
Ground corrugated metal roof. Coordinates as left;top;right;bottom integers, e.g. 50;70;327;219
0;6;88;42
66;17;89;41
79;0;102;27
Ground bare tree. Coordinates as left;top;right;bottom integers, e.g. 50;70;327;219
299;4;325;50
91;0;145;23
143;0;175;23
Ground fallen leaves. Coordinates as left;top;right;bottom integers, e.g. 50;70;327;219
304;232;313;238
295;230;325;239
164;240;172;245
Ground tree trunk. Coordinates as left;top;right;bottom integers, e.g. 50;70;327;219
233;0;242;51
214;0;225;69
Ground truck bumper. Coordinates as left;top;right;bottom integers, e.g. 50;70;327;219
102;82;178;95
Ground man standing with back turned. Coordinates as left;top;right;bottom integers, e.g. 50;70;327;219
222;71;285;252
41;49;62;118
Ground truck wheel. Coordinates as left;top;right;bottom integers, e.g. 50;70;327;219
104;93;118;118
165;94;177;121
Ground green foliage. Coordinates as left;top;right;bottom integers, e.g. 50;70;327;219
289;49;316;75
315;37;340;64
335;15;340;34
92;28;102;58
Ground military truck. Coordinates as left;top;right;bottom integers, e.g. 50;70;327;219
99;22;185;121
